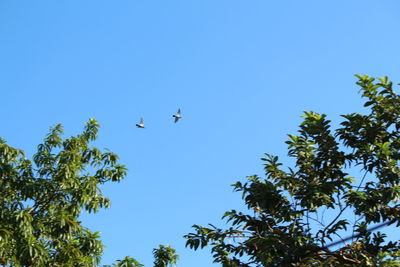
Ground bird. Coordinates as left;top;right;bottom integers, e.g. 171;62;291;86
173;109;182;123
136;118;145;128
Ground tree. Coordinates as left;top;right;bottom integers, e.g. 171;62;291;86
111;256;144;267
185;75;400;266
0;119;127;266
104;245;179;267
153;245;179;267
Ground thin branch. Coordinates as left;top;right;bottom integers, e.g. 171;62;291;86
305;214;325;228
321;207;327;226
351;215;364;243
321;171;369;243
324;218;397;249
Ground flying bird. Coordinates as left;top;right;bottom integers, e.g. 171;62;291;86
136;118;145;128
173;109;182;123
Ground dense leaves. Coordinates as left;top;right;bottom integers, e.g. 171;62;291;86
185;75;400;266
0;119;127;266
107;256;144;267
104;245;179;267
153;245;179;267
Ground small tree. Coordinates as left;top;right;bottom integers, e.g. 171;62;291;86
185;75;400;266
112;256;144;267
153;245;179;267
0;119;127;266
107;245;179;267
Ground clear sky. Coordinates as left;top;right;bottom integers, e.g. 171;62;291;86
1;1;400;266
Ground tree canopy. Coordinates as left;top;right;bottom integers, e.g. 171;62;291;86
0;119;180;267
104;245;179;267
0;119;127;266
153;245;179;267
185;75;400;266
3;75;400;266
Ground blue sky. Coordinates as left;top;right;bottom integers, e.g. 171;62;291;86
1;1;400;266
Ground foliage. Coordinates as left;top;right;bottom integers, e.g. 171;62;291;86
185;75;400;266
104;245;179;267
110;256;144;267
153;245;179;267
0;119;127;266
